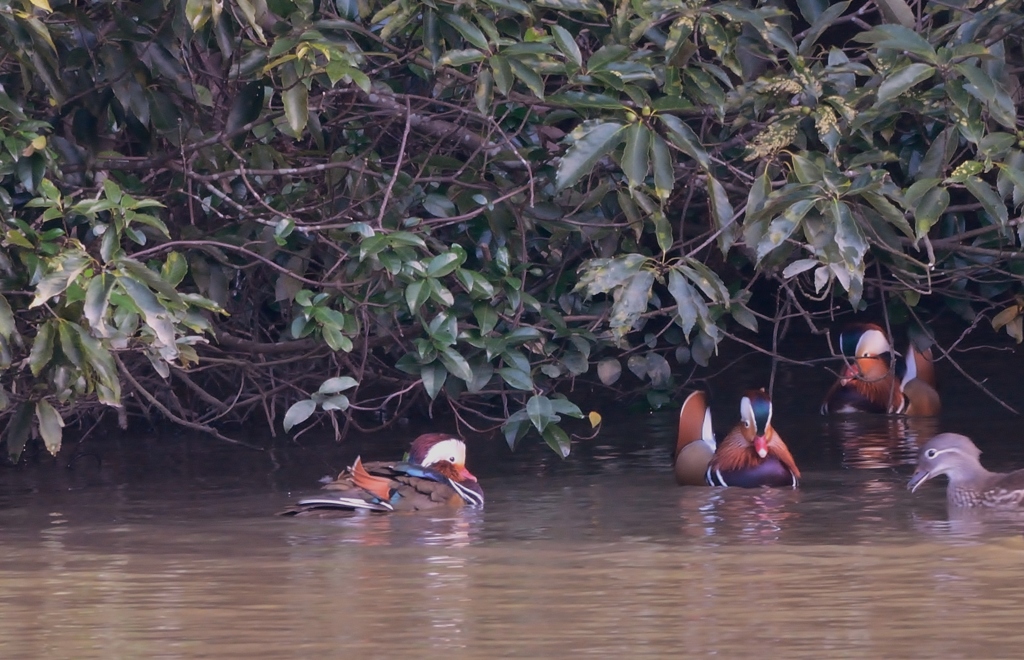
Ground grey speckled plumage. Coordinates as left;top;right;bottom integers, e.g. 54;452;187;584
908;433;1024;508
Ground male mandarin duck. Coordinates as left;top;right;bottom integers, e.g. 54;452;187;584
674;389;800;488
909;433;1024;508
820;323;940;416
282;433;484;516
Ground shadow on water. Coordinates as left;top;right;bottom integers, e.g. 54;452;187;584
3;386;1024;655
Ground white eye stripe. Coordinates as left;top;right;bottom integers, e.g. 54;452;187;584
421;438;466;467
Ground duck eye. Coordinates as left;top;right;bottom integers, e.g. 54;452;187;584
449;456;456;463
925;448;938;459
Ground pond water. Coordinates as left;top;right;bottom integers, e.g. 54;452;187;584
1;342;1024;658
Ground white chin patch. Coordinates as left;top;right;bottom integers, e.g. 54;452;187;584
757;448;768;458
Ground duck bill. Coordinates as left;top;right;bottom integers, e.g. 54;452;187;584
456;465;478;483
839;363;860;387
753;436;768;459
907;469;931;492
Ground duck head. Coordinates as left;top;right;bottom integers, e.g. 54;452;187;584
908;433;984;492
838;324;894;385
739;389;774;458
407;433;479;484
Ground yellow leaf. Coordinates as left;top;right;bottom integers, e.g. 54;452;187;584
991;304;1021;331
588;411;602;428
31;135;46;150
29;0;52;12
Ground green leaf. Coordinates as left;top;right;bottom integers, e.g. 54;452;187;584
650;133;674;201
650;211;673;254
474;303;498;335
550;25;582;66
6;403;33;462
877;63;935;104
707;176;736;254
71;324;121;406
576;254;646;296
782;259;819;279
757;199;815;263
490;55;514;95
282;83;308;135
964;176;1008;227
855;25;936;62
508;57;545;98
526;394;557;431
547;91;622;109
438;347;474;382
533;0;606;15
609;270;654;338
425;251;463;278
442;13;489;50
874;0;915;27
28;321;55;376
29;251;90;308
501;410;531;451
555;122;626;191
913;185;950;239
57;321;83;368
438;48;486;67
318;376;358;394
322;324;353;352
421;361;448;399
798;1;850;55
658;114;709;169
161;252;188;286
283;399;317;432
498;366;533;390
406;280;429;314
621;123;651;189
541;424;571;458
667;269;706;336
861;192;914;239
0;295;16;340
35;400;64;455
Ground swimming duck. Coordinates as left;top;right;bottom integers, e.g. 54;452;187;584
909;433;1024;507
282;433;484;515
674;389;800;488
820;323;940;416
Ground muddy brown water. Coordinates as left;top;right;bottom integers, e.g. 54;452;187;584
2;348;1024;657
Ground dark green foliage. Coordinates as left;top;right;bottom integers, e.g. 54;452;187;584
0;0;1023;456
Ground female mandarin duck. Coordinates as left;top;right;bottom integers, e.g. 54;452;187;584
674;389;800;488
820;323;940;416
909;433;1024;507
283;433;484;515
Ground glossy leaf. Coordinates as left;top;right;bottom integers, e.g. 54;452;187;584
621;123;650;189
35;400;64;455
555;122;625;191
283;399;317;432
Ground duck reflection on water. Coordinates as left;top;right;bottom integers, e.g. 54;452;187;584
829;415;939;470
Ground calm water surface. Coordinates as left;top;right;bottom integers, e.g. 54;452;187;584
2;403;1024;657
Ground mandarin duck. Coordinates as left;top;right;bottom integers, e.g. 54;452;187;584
820;323;940;416
674;389;800;488
908;433;1024;508
282;433;484;515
